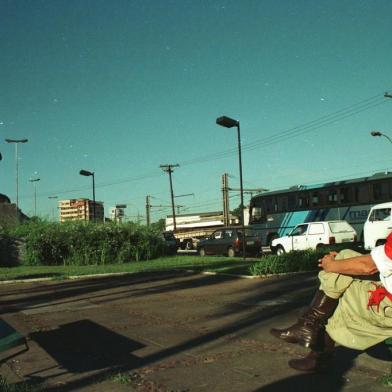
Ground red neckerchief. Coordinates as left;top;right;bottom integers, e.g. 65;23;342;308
367;282;392;311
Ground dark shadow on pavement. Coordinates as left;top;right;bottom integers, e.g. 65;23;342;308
366;341;392;361
29;320;144;373
253;346;361;392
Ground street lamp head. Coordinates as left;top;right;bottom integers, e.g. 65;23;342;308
5;139;28;143
216;116;239;128
79;169;93;176
371;131;382;137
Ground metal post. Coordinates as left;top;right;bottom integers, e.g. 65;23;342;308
168;168;176;231
222;173;230;226
236;122;246;260
48;196;58;221
160;164;179;231
146;195;151;226
92;173;96;222
15;143;19;217
5;139;28;221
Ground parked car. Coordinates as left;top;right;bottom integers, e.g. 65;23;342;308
162;231;179;255
197;227;262;257
271;220;357;255
363;202;392;250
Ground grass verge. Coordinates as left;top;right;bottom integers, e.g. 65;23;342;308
0;255;257;282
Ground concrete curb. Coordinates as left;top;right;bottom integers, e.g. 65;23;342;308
0;269;312;285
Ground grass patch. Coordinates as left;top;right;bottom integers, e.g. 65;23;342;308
380;373;392;387
111;372;132;385
250;250;323;276
0;376;40;392
0;255;259;281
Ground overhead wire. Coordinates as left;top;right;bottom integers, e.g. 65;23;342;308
181;94;387;166
19;91;391;203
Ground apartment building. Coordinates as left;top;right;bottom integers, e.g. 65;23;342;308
59;199;104;222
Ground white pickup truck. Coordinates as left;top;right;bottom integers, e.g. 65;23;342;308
363;202;392;250
271;220;357;255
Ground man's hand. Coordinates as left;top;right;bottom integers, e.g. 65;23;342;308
317;251;378;275
318;251;338;272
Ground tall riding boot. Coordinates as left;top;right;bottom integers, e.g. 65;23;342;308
288;332;335;372
270;290;338;348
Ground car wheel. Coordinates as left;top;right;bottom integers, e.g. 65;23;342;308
185;241;193;250
199;248;206;257
227;247;235;258
276;245;285;256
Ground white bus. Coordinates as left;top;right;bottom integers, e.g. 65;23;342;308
249;172;392;247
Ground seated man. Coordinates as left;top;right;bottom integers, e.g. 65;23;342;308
270;233;392;372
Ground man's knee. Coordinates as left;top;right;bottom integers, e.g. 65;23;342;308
335;249;362;261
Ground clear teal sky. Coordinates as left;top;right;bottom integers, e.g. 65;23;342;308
1;0;392;221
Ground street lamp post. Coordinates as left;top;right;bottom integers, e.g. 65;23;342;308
216;116;246;260
370;131;392;145
29;178;40;216
5;138;28;221
48;196;58;221
79;169;96;222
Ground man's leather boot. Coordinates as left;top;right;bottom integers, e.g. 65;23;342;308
288;333;335;372
270;290;338;348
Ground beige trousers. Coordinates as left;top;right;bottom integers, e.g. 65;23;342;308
319;249;392;350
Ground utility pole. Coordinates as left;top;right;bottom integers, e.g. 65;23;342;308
222;173;230;226
29;178;40;216
5;138;28;221
160;164;179;231
146;195;151;227
48;196;58;221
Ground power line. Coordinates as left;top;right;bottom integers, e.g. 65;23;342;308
18;91;392;202
181;94;386;166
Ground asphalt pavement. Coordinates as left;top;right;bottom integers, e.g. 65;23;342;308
0;269;391;391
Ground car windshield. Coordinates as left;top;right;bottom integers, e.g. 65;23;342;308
237;229;257;237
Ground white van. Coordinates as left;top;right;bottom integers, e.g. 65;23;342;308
363;202;392;250
271;220;357;255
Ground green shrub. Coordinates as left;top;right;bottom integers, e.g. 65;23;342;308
249;249;326;276
7;220;167;266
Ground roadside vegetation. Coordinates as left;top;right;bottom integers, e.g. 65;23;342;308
0;220;354;281
0;219;167;267
249;249;324;276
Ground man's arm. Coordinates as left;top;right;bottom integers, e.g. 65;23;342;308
318;253;378;275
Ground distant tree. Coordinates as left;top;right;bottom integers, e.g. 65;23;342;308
151;218;166;232
231;204;244;224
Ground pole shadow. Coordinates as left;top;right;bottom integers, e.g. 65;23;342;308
26;319;144;388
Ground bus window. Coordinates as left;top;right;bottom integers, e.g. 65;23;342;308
278;196;288;212
251;207;263;223
328;190;338;205
355;184;369;203
288;194;296;210
311;192;319;206
339;187;351;203
298;193;309;209
373;182;390;201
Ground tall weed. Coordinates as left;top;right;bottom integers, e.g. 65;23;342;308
8;220;167;266
249;249;325;276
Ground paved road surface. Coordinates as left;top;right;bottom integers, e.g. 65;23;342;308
0;270;390;391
